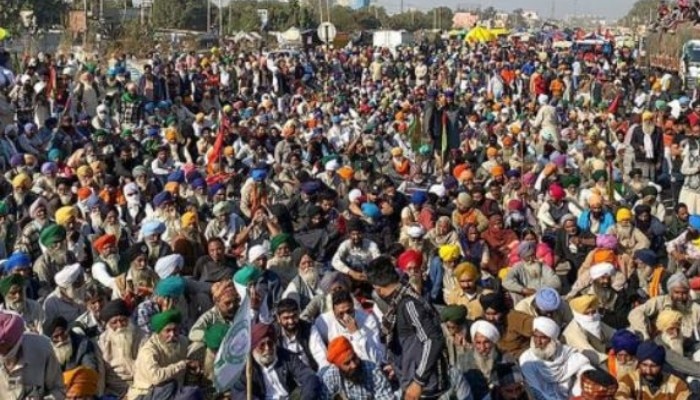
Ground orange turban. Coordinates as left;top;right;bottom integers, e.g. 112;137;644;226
337;166;354;180
181;211;198;228
327;336;355;366
453;164;469;179
164;182;179;194
592;249;616;264
64;366;99;397
93;234;116;253
491;165;505;177
77;187;92;200
588;194;603;208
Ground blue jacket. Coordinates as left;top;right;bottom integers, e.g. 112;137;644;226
577;209;615;234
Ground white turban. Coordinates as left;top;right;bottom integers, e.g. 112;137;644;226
325;159;340;172
470;320;501;343
348;189;363;203
29;197;47;218
533;316;560;339
155;254;184;279
406;225;425;239
54;263;83;288
123;182;139;197
589;262;616;280
538;94;549;106
248;244;269;263
429;184;446;198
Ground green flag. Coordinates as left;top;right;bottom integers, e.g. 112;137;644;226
214;294;251;392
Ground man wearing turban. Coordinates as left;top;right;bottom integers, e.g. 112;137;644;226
616;341;692;399
440;305;469;365
653;310;700;381
138;220;172;268
0;274;43;333
608;329;641;380
97;299;144;398
232;322;321;398
171;210;206;275
6;172;38;222
127;309;190;400
607;207;651;257
630;109;662;180
562;295;616;368
43;263;87;324
266;233;297;288
503;241;561;304
514;287;572;328
444;262;490;320
576;193;615;235
33;223;77;293
188;279;240;361
93;242;158;305
14;197;50;261
134;276;188;335
0;311;64;399
456;320;515;400
318;336;394;399
629;272;700;340
566;261;631;329
44;316;100;373
519;317;594;400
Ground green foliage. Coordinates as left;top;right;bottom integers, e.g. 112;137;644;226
152;0;208;31
0;0;69;33
619;0;657;26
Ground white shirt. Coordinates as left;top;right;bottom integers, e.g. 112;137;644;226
260;362;289;400
309;308;384;369
280;331;310;367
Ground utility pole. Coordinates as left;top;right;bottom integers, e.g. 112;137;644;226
400;0;404;14
219;0;223;36
207;0;212;33
84;0;89;47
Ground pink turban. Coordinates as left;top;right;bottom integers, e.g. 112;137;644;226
596;234;618;250
0;311;24;347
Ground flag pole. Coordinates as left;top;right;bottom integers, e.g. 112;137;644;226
246;353;253;400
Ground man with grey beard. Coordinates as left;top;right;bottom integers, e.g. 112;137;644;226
98;299;144;398
282;248;322;311
6;172;38;222
43;263;87;325
0;274;43;332
608;329;641;381
567;262;631;329
15;197;49;260
653;309;700;381
232;322;320;398
138;220;172;268
630;110;662;180
629;272;700;340
93;242;158;302
456;320;515;400
519;317;593;400
33;223;77;294
503;241;561;304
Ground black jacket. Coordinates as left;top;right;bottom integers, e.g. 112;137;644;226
232;347;321;399
273;320;318;371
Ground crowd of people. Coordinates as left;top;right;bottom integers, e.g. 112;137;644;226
0;18;698;400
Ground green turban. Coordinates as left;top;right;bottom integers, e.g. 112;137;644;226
154;276;186;298
0;200;7;216
233;264;263;286
270;233;295;254
0;275;24;297
150;309;182;333
440;305;467;323
40;224;67;247
591;169;608;182
204;323;230;351
560;175;581;188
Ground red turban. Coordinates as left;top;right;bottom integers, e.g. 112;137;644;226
327;336;355;366
549;184;565;201
397;249;423;272
77;187;92;200
93;234;117;253
251;323;276;350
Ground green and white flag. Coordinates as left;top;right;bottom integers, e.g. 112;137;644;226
214;294;251;393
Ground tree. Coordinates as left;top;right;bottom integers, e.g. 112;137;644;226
619;0;656;27
507;8;528;29
0;0;69;33
151;0;207;30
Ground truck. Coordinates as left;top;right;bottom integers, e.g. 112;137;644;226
646;25;700;89
372;30;413;50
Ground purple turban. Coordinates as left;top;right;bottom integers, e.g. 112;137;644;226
611;330;641;355
636;341;665;365
517;241;536;258
596;234;618;250
0;311;25;347
535;288;561;312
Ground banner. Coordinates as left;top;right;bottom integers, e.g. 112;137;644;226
214;294;251;393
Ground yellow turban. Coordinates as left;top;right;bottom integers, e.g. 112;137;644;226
655;309;683;332
196;113;205;122
454;262;479;280
439;244;461;262
395;112;405;121
224;146;235;157
165;128;177;141
181;211;198;228
11;173;31;189
76;165;93;178
642;111;654;121
90;161;104;173
164;182;179;194
64;366;99;397
569;294;599;314
588;194;603;208
391;147;403;157
616;208;632;222
55;206;78;226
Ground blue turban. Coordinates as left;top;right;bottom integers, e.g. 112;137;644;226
506;169;521;179
251;169;267;182
301;180;322;195
5;252;31;273
611;330;641;355
636;341;665;365
208;183;224;198
154;276;186;298
534;288;561;312
443;176;458;190
153;191;173;208
690;215;700;230
188;178;204;191
634;249;657;267
167;170;184;183
361;202;381;219
48;148;63;161
185;170;203;183
85;195;101;209
141;220;166;237
411;191;428;206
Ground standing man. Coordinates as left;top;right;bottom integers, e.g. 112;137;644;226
366;255;449;400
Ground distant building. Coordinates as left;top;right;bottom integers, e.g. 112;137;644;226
452;12;479;29
521;10;540;22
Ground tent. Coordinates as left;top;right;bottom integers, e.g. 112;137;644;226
465;26;495;43
489;28;509;37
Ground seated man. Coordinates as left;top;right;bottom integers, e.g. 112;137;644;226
502;242;561;304
653;310;700;381
566;262;632;329
514;287;572;327
615;341;692;398
45;316;100;373
319;336;394;399
607;329;641;380
519;317;593;400
562;295;616;367
233;322;321;398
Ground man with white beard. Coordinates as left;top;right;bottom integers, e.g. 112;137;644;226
91;233;121;277
93;242;158;301
6;172;38;222
519;316;593;400
629;272;700;340
653;309;700;381
266;233;297;288
282;248;323;311
43;263;87;325
98;299;144;398
455;320;515;400
15;197;50;260
127;309;192;400
152;191;180;244
188;280;240;360
566;262;631;329
138;220;172;268
630;110;662;180
607;329;641;380
562;294;615;367
119;182;153;236
503;242;561;304
45;316;100;372
0;274;44;332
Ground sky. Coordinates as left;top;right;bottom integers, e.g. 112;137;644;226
378;0;639;19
